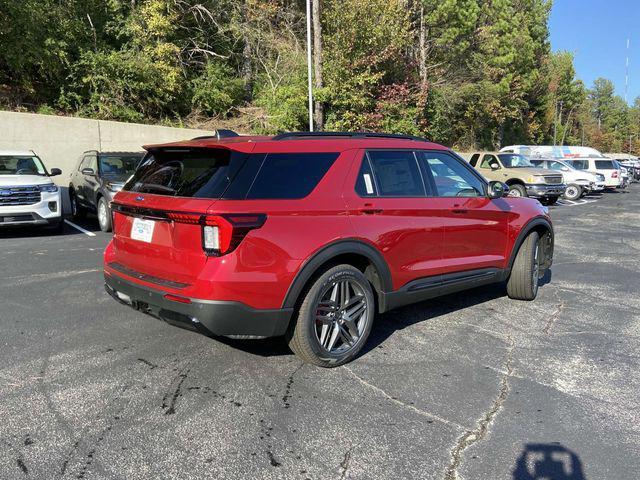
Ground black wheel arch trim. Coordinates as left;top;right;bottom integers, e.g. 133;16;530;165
282;239;392;310
508;216;554;271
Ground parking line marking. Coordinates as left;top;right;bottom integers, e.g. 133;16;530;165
64;220;96;237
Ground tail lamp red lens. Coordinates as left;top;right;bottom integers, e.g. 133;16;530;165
612;171;619;178
167;212;266;256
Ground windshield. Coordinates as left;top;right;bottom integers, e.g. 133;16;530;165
99;154;143;182
0;155;47;175
498;154;534;168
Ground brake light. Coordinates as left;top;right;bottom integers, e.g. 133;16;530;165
166;212;267;256
166;212;201;224
612;171;619;178
201;214;267;256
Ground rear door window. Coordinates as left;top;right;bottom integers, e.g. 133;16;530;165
567;160;588;170
363;150;425;197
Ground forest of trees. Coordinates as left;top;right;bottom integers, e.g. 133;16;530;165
1;0;638;153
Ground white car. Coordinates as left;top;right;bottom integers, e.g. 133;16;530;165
563;158;622;190
529;158;605;200
0;150;63;230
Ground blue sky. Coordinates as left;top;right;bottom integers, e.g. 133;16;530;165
549;0;640;104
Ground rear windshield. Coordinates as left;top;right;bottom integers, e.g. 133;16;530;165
122;149;338;199
123;148;238;198
595;160;616;169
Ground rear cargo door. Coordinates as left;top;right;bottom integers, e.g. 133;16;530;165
109;147;247;286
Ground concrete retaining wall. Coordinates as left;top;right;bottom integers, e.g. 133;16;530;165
0;111;213;185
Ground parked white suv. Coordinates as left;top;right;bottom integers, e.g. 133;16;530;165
529;158;605;200
0;150;63;230
563;158;622;190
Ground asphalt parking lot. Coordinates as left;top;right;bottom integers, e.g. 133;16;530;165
1;188;639;480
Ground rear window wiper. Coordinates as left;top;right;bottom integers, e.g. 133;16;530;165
137;184;178;195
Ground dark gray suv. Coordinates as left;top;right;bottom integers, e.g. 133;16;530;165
69;151;144;232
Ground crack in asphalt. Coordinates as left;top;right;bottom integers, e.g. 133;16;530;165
342;366;465;430
444;335;516;480
543;303;564;335
162;367;190;415
282;362;304;409
338;445;355;480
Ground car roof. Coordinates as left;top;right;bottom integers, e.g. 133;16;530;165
0;150;37;156
143;133;450;154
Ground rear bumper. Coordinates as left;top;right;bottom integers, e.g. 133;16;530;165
525;184;565;198
104;271;293;339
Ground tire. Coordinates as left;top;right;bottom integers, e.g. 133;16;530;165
507;231;541;301
563;184;582;201
286;264;375;367
545;196;559;205
70;190;85;220
507;184;527;197
97;197;112;232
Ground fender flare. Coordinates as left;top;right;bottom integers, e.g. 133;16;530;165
282;240;392;310
508;216;554;270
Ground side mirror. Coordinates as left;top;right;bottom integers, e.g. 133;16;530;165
81;167;95;176
561;167;570;172
490;163;500;171
49;168;62;177
488;181;509;199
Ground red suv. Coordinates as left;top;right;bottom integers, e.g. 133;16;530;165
104;132;554;367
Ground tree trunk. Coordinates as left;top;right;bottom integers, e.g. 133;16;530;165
419;4;427;88
312;0;324;130
241;1;253;100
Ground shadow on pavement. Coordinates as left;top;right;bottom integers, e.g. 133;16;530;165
361;282;507;355
513;443;586;480
217;270;555;359
0;215;102;239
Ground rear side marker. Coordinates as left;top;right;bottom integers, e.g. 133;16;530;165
164;294;192;304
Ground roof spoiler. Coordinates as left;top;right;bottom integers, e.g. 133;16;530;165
191;129;240;141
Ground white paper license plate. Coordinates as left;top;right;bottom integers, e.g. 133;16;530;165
131;217;155;243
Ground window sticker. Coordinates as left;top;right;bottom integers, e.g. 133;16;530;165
363;173;374;194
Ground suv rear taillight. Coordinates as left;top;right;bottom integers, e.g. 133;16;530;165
166;212;266;256
612;171;619;178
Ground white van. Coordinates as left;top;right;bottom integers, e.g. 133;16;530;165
501;145;605;159
0;150;63;230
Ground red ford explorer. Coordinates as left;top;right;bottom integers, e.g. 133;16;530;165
104;131;553;367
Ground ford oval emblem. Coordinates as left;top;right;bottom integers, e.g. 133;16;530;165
135;196;145;202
